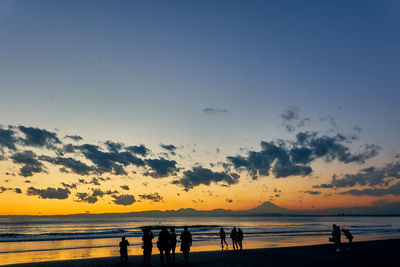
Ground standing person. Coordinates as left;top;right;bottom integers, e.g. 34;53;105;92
219;227;228;250
158;226;171;265
237;228;244;250
119;236;130;262
332;224;342;252
342;228;353;251
180;226;192;265
142;227;154;267
230;227;238;250
170;226;177;262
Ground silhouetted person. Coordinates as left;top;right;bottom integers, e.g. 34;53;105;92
238;228;244;250
220;227;228;250
180;226;192;265
332;224;342;252
119;236;130;262
342;228;353;250
142;227;154;267
170;226;177;262
230;227;238;250
158;226;171;265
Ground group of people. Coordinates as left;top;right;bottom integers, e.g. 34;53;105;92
331;224;353;252
119;225;192;266
220;227;244;251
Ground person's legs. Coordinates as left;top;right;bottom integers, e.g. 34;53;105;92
221;239;224;250
183;251;189;264
160;249;165;264
166;249;171;264
172;246;176;261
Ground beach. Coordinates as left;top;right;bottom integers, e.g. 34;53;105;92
8;239;400;267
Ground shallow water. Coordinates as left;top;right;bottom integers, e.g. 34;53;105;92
1;216;400;265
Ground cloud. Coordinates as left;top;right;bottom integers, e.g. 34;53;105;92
64;135;83;141
27;186;70;199
139;192;163;202
227;141;312;179
120;185;129;190
313;162;400;189
0;186;22;194
144;158;178;178
126;145;150;156
339;182;400;196
227;132;380;180
203;108;228;115
302;190;321;195
18;126;61;149
75;192;99;203
10;150;44;177
0;126;17;151
39;156;93;175
112;194;136;206
160;144;177;155
75;188;116;203
280;106;310;132
173;166;239;191
105;141;124;153
61;182;77;189
76;144;145;175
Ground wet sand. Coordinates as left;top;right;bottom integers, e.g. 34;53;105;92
8;239;400;267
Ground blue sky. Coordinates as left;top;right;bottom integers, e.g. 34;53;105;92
0;1;399;213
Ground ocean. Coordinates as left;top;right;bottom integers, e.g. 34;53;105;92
1;216;400;265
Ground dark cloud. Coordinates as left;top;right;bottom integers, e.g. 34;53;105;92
40;156;93;175
144;158;178;178
61;182;77;189
280;106;310;132
228;141;312;179
0;186;20;194
340;182;400;196
89;177;111;186
18;126;61;149
160;144;177;155
64;135;83;142
10;150;44;177
120;185;130;190
173;167;239;191
139;192;163;202
75;192;98;203
112;194;136;206
227;132;380;180
0;126;17;151
126;145;150;157
62;144;76;154
105;141;124;153
203;108;228;115
296;132;380;164
75;188;116;203
76;144;145;175
313;162;400;189
27;186;70;199
302;190;321;195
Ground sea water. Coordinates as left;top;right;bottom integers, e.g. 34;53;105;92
1;216;400;265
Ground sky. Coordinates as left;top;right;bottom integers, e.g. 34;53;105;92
0;0;399;215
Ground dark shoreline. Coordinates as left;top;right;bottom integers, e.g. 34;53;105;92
7;239;400;267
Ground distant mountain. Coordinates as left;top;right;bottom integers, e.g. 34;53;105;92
246;201;289;214
3;201;400;218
